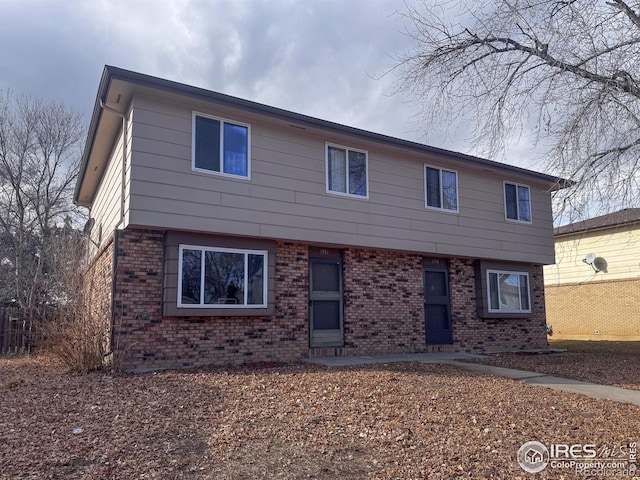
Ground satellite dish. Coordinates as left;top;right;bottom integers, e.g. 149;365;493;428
593;257;608;273
584;253;596;265
83;217;95;236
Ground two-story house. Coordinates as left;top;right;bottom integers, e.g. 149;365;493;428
75;66;566;371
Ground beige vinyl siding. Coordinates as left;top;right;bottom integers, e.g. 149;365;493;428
90;128;126;251
544;224;640;285
127;94;555;264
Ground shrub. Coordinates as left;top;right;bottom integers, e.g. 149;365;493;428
42;306;108;373
38;230;110;373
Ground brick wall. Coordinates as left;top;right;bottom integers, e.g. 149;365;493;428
112;229;309;371
84;235;114;356
546;278;640;340
108;229;549;370
342;248;425;355
449;259;548;352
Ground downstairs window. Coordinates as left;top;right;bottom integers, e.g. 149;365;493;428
487;270;531;313
178;245;267;308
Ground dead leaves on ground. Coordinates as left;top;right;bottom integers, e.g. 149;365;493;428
0;355;639;479
466;340;640;391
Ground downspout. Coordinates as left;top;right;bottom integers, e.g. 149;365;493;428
108;231;119;361
99;99;127;363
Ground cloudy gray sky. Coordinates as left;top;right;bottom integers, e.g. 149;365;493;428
0;0;541;169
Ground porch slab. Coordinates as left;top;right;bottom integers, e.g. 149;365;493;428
304;352;484;367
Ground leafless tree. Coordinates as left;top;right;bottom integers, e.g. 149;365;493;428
394;0;640;221
0;91;85;317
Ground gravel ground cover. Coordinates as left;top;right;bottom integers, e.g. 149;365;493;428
1;354;639;479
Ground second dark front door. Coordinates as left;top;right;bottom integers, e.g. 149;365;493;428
424;268;453;344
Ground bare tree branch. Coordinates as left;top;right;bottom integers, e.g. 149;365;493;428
608;0;640;29
394;0;640;220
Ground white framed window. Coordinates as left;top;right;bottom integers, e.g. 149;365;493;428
326;143;368;198
425;165;458;212
178;245;267;308
192;112;250;179
487;269;531;313
504;182;531;222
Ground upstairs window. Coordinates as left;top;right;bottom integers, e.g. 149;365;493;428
425;166;458;212
193;113;250;178
326;144;368;198
178;245;267;308
504;182;531;222
487;270;531;313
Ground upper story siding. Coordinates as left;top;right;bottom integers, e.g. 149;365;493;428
77;67;565;265
120;93;555;264
89;116;131;252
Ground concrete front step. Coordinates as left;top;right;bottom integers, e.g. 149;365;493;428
426;344;456;353
308;345;457;358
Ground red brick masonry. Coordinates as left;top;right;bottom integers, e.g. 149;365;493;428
89;229;548;371
85;235;115;356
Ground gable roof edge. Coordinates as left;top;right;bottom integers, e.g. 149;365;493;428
554;208;640;237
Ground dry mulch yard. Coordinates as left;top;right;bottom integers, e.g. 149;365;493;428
1;351;639;479
464;340;640;391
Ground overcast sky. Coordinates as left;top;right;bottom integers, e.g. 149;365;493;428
0;0;542;169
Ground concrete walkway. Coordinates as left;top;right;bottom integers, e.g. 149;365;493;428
306;353;640;407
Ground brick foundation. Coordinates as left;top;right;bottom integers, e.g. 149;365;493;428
84;236;114;357
449;259;548;352
546;278;640;340
104;228;549;370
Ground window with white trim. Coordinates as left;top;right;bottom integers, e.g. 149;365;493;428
192;113;250;178
504;182;531;222
178;245;267;308
487;270;531;313
425;165;458;211
326;144;368;197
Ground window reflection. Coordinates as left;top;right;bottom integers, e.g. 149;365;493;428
487;270;530;312
327;145;367;197
179;246;266;308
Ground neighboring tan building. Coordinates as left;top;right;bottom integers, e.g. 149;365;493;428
74;66;567;371
544;208;640;340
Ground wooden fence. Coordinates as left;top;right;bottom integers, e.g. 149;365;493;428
0;307;35;356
